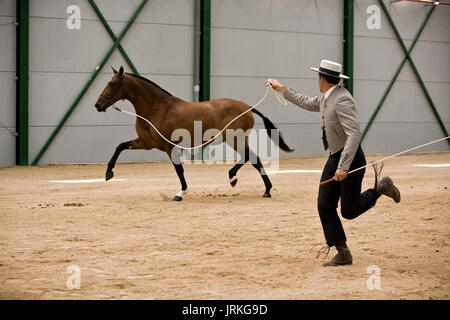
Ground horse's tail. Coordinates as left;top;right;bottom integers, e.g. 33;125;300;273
252;108;294;152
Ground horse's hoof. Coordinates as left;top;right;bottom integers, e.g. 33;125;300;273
105;170;114;181
172;195;183;201
229;176;238;187
262;191;271;198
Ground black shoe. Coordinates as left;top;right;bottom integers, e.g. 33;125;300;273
376;176;401;203
323;243;352;267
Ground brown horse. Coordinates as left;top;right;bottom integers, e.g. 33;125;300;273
95;66;293;201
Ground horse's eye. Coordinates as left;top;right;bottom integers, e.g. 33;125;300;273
109;82;114;87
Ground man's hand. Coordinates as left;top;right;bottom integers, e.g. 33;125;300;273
266;79;287;94
334;169;348;181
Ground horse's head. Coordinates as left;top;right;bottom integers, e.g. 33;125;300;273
95;66;125;112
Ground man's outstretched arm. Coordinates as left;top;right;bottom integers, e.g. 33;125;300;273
266;79;320;112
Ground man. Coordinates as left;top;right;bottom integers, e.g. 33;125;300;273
267;59;401;266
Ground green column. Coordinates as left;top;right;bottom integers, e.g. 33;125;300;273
200;0;211;102
343;0;354;94
16;0;29;165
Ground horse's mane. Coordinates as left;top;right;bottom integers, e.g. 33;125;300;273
126;73;173;97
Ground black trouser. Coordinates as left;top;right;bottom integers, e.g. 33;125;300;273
318;146;379;247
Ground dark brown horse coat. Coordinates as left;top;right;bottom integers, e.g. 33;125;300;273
95;66;293;200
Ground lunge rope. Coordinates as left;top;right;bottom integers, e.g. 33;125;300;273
112;81;286;150
320;136;450;186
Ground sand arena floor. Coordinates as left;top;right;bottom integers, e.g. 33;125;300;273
0;153;449;299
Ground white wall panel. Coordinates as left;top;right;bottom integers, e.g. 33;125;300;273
30;0;195;26
0;0;15;167
0;72;16;127
27;0;195;165
354;0;449;155
29;72;193;127
355;0;450;43
354;80;450;123
0;130;15;167
212;0;342;35
29;126;169;165
362;123;450;155
210;0;343;160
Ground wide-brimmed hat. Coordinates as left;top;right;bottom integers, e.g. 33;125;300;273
310;59;349;79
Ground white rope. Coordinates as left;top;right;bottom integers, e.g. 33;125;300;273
320;135;450;186
349;135;450;175
111;81;449;174
112;82;287;150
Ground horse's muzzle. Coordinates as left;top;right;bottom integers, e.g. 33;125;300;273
95;103;107;112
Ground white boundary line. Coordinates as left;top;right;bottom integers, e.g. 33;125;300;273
413;164;450;168
49;178;127;183
267;169;322;175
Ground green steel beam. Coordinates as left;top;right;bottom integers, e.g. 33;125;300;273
200;0;211;102
343;0;354;94
31;0;148;165
16;0;29;166
88;0;139;75
363;1;449;145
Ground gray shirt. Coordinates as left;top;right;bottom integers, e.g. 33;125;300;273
284;85;362;171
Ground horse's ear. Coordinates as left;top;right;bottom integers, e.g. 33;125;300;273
119;66;124;76
111;66;118;74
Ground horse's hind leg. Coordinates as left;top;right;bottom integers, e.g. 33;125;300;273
228;151;247;187
229;146;272;198
248;148;272;198
106;138;145;181
228;135;249;187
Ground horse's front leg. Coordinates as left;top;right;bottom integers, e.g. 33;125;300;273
168;148;188;201
106;138;145;181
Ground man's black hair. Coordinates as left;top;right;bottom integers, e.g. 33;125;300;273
319;73;340;85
